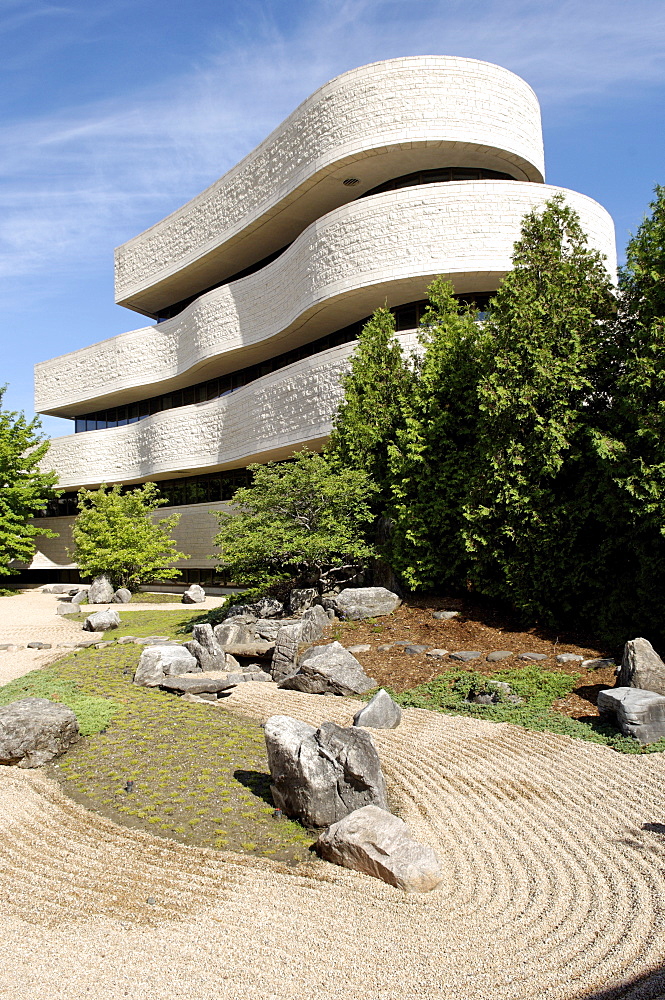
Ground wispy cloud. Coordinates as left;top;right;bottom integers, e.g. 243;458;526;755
0;0;662;287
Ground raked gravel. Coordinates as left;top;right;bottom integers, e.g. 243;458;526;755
1;593;665;997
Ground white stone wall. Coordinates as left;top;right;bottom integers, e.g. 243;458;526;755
42;345;354;490
36;183;616;417
114;56;545;312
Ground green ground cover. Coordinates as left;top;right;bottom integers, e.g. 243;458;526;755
1;640;313;861
390;666;665;754
63;608;198;639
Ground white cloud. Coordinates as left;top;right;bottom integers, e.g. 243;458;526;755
0;0;662;286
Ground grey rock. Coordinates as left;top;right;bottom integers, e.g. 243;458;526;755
182;584;206;604
353;689;402;729
425;648;449;659
88;574;115;604
489;681;513;695
347;644;371;654
159;675;236;694
253;618;299;642
597;686;665;744
186;624;227;670
83;609;121;632
470;693;496;705
486;650;514;662
300;604;329;639
112;588;132;604
264;716;388;828
331;587;401;621
218;642;274;660
56;604;73;615
75;636;104;647
316;805;443;893
50;584;71;595
133;645;199;687
0;698;80;767
403;644;429;655
27;641;52;649
377;644;397;652
133;635;170;645
556;653;584;663
618;638;665;696
254;597;283;618
449;650;482;662
432;610;459;620
117;636;138;644
288;587;317;615
224;604;258;622
271;623;309;683
95;641;116;649
582;657;615;670
214;621;254;646
279;641;377;696
70;591;88;606
518;652;548;661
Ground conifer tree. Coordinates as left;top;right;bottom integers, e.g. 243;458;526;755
463;195;616;619
326;307;412;511
0;387;60;575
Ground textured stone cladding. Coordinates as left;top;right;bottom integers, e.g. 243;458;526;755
36;183;616;416
114;56;545;305
26;503;228;571
42;345;355;490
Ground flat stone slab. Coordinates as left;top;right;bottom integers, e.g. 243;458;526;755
403;644;429;655
582;658;615;670
597;686;665;744
27;642;52;649
449;651;482;662
346;644;371;654
219;642;274;659
432;611;459;620
486;651;514;662
160;675;236;694
426;649;449;659
556;654;584;663
518;652;548;661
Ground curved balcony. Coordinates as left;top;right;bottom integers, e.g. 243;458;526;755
114;56;545;317
42;345;355;490
36;182;616;419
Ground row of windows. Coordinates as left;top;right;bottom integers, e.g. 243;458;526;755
361;166;516;199
38;469;253;518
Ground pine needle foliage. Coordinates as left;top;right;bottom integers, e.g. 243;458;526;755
214;450;376;589
0;386;60;575
72;483;186;590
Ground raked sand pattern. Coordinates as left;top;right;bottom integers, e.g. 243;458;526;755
2;680;665;998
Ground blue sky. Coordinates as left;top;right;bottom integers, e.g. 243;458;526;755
1;0;663;437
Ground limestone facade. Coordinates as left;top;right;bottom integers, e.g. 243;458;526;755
32;56;617;580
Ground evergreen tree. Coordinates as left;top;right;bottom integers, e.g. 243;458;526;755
388;279;486;589
72;483;187;590
0;387;60;575
326;307;412;510
463;195;616;620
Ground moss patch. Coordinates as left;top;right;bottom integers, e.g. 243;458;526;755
392;666;665;754
63;608;199;639
11;643;313;860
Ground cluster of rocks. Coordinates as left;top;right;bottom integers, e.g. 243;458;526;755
599;638;665;744
264;711;441;892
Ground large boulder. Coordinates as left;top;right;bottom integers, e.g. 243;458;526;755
617;638;665;696
0;698;80;767
88;574;115;604
271;623;309;684
301;604;329;638
288;587;317;615
254;597;283;618
279;641;376;696
214;621;255;646
598;686;665;744
185;624;227;670
264;717;388;828
83;609;121;632
112;588;132;604
182;584;206;604
330;587;401;621
225;604;258;621
254;618;299;642
133;645;199;687
316;805;443;893
70;590;88;607
353;689;402;729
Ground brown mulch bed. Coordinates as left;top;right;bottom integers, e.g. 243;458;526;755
314;594;618;719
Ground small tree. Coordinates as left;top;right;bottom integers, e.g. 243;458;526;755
214;450;376;590
71;483;187;590
0;387;60;575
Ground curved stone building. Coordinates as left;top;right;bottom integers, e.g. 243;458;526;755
31;56;617;584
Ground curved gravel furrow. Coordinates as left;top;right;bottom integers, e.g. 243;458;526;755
1;685;665;998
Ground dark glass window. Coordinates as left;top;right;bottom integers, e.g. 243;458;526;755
361;166;516;200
